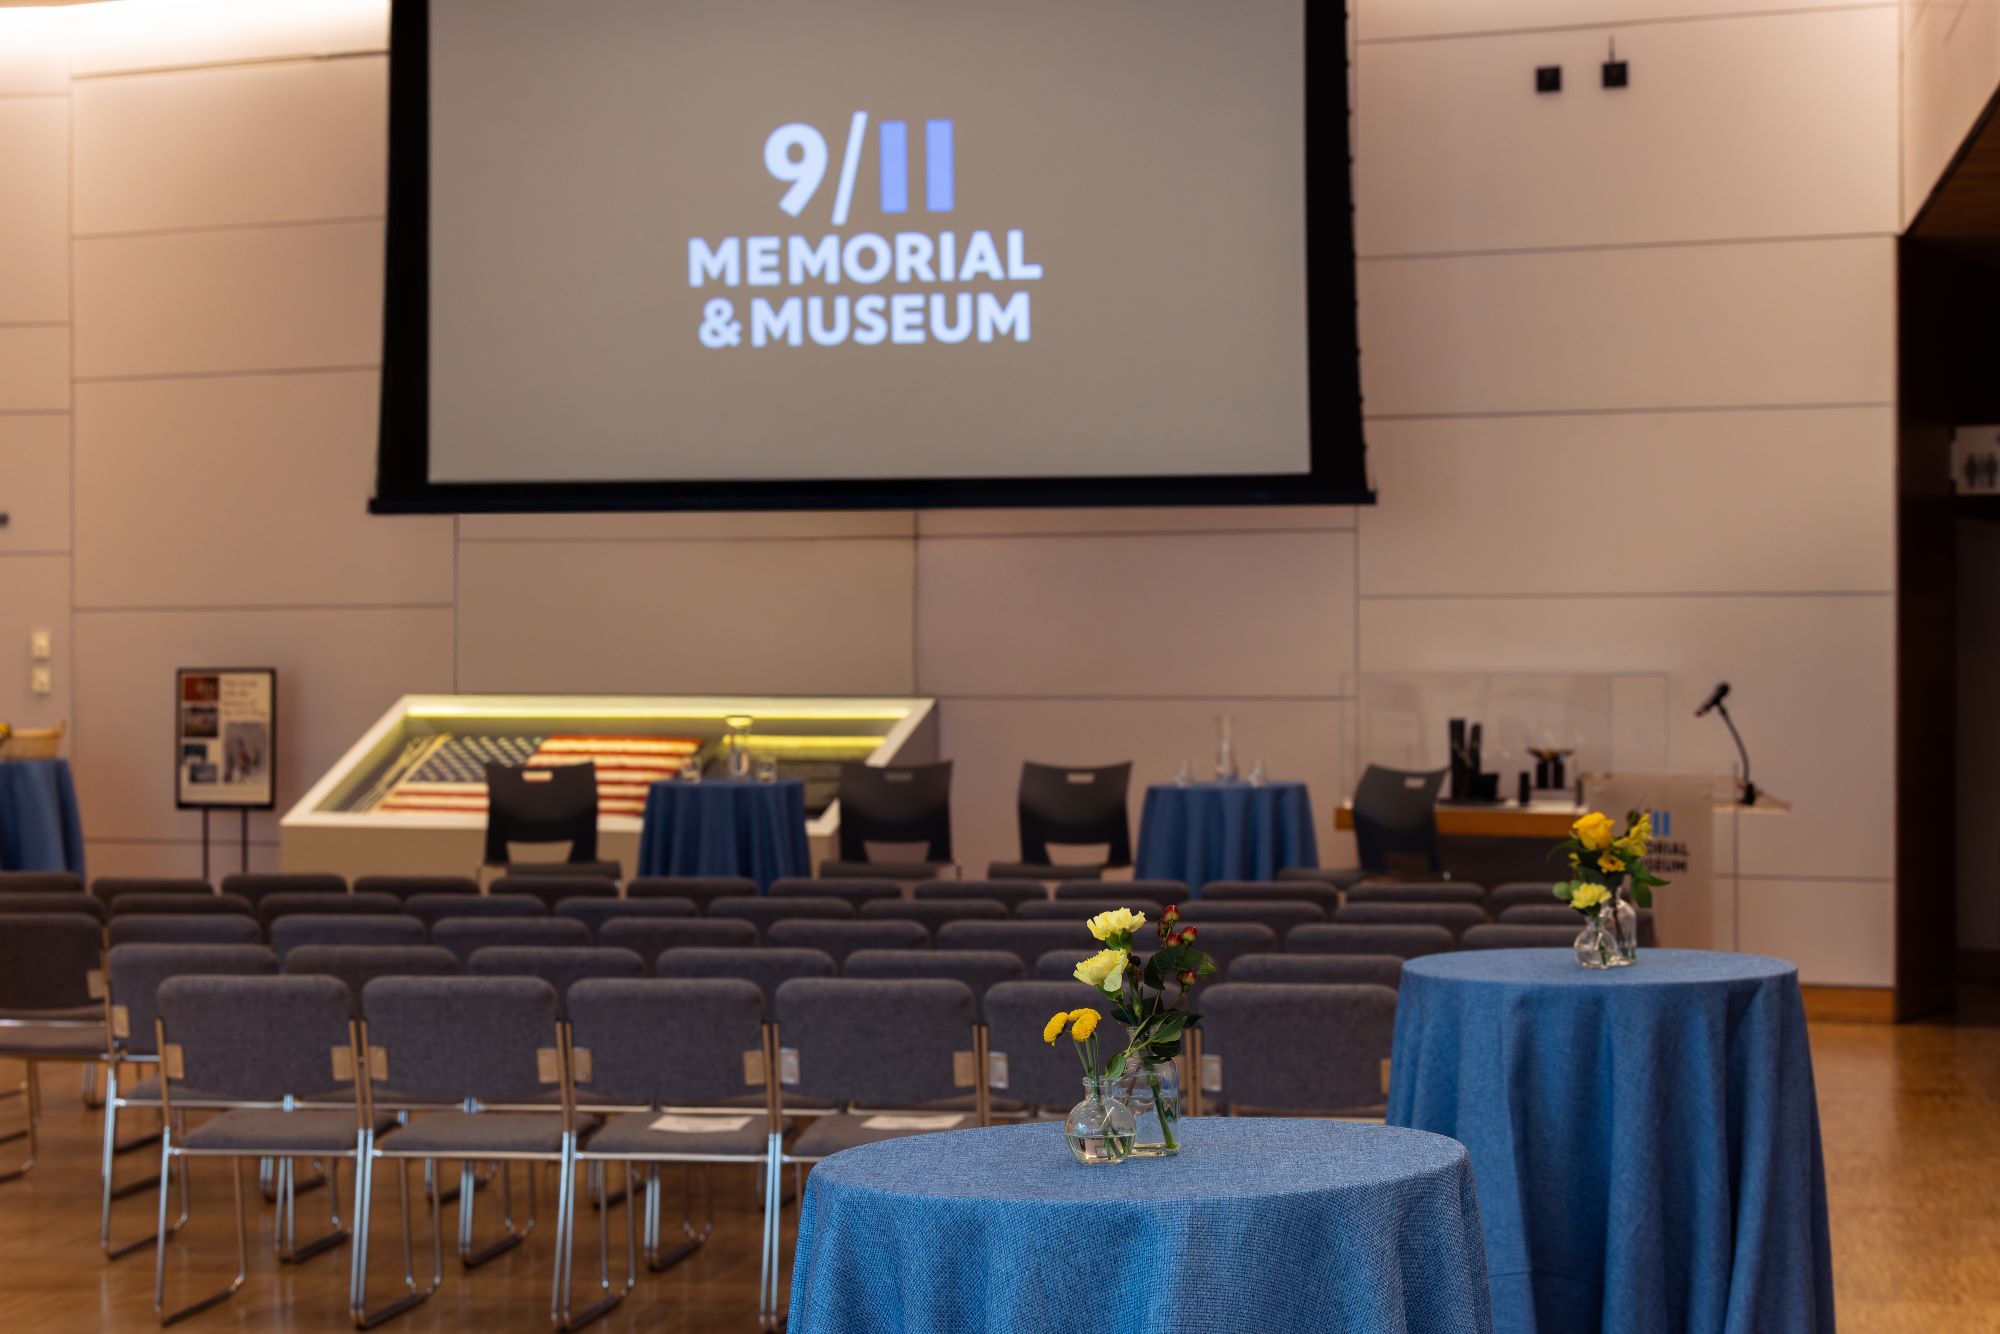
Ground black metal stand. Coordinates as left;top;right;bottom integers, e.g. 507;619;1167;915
1715;702;1757;807
197;810;252;879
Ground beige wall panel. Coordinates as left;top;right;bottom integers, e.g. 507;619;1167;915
1901;0;2000;221
914;507;1358;536
0;328;69;410
1359;0;1884;42
0;555;71;729
0;416;71;554
0;100;70;322
459;512;915;542
0;13;70;94
68;0;386;75
1736;876;1895;986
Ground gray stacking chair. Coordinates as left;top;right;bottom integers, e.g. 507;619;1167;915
108;914;262;947
654;948;836;1011
404;893;548;929
1176;900;1325;933
935;920;1095;969
0;915;107;1181
556;896;698;941
1036;948;1108;981
260;891;401;931
985;980;1122;1118
1165;922;1277;975
860;898;1008;929
92;877;214;907
269;914;428;962
1198;983;1398;1118
844;950;1030;1120
1489;882;1559;912
100;943;278;1258
354;874;480;902
0;870;84;894
0;890;107;921
110;891;253;920
1500;903;1657;946
710;895;853;940
1054;879;1187;903
914;879;1048;911
768;978;981;1325
1229;953;1404;990
1016;898;1164;922
567;978;780;1322
1462;923;1580;950
467;946;646;1015
151;975;383;1321
1348;880;1488;906
626;877;755;912
354;976;576;1325
1286;923;1457;960
1275;865;1365;890
431;916;590;965
491;874;618;912
284;945;460;1007
599;916;756;959
219;872;346;910
767;877;901;909
766;918;929;966
1199;879;1343;911
1334;901;1489;939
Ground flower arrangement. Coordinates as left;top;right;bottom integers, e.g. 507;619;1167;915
1551;809;1667;966
1071;904;1216;1155
1045;1006;1135;1164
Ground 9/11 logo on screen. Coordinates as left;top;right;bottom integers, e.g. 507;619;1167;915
689;111;1042;351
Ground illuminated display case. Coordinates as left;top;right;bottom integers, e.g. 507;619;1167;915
280;694;937;879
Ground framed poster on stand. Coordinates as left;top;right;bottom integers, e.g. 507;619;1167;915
175;667;277;876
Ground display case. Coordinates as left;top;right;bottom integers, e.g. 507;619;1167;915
280;694;937;879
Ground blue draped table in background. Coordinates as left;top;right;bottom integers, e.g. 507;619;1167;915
1134;780;1318;886
634;778;807;890
788;1118;1491;1334
1387;949;1833;1334
0;758;86;876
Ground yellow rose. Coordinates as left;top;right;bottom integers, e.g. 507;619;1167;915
1572;811;1616;851
1570;883;1611;912
1597;852;1626;875
1073;948;1129;995
1612;837;1645;863
1042;1012;1069;1045
1068;1009;1100;1042
1086;907;1148;942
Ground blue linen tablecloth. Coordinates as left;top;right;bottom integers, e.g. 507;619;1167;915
0;758;86;875
1134;780;1319;886
1387;949;1833;1334
635;778;807;890
787;1117;1492;1334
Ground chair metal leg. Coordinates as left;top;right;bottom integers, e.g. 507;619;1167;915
155;1147;250;1325
0;1060;43;1183
558;1149;634;1331
457;1154;538;1269
759;1137;786;1331
643;1163;712;1273
104;1072;190;1260
350;1144;435;1331
276;1155;348;1264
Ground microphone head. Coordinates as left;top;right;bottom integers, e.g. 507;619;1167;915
1695;681;1731;717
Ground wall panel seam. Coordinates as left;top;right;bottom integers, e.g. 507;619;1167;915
458;534;917;547
70;49;386;83
1358;589;1894;601
911;524;1357;541
1368;402;1893;421
1737;874;1893;884
0;550;71;558
73;364;379;385
931;693;1358;703
1360;232;1896;263
73;601;455;615
73;214;385;243
1356;2;1893;46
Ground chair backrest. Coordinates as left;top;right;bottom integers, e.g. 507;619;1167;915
1334;902;1488;938
1488;882;1559;911
108;914;262;947
109;891;252;919
0;891;106;921
1053;879;1185;903
1350;765;1446;875
1497;904;1585;927
626;876;756;911
1176;900;1325;933
567;977;769;1108
491;874;617;912
484;761;599;866
1348;881;1487;907
555;896;697;940
1015;898;1164;922
835;761;954;864
404;893;548;928
0;871;83;894
1170;921;1278;973
1285;923;1456;960
361;976;562;1105
260;891;401;929
860;898;1009;928
220;872;346;908
284;945;459;1007
92;877;212;906
766;918;929;966
1228;953;1403;990
599;916;757;958
1198;880;1343;911
913;879;1048;910
984;980;1118;1109
774;978;976;1106
1462;923;1580;950
430;915;592;963
467;946;646;1012
710;896;854;939
841;949;1024;1021
354;874;480;901
158;975;356;1104
269;914;428;961
654;946;837;1010
0;914;102;1012
104;943;279;1057
934;919;1095;968
768;877;902;908
1201;982;1398;1114
1017;761;1132;869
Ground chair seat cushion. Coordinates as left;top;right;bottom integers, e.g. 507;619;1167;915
183;1108;398;1154
818;860;950;881
0;1021;105;1058
1276;866;1364;889
986;862;1105;882
785;1110;975;1161
380;1110;575;1156
580;1111;776;1160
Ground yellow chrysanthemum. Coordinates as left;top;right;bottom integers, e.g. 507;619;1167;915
1086;907;1147;942
1042;1012;1069;1045
1597;852;1626;874
1074;948;1129;995
1572;811;1616;851
1068;1009;1100;1041
1570;883;1611;911
1612;837;1645;863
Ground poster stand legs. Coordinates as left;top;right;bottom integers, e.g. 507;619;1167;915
197;811;251;882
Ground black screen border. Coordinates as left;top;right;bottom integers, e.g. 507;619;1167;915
372;0;1370;514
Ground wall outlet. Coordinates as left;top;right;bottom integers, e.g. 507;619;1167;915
1535;65;1562;93
29;628;51;660
29;665;53;697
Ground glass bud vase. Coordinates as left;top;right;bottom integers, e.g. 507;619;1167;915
1573;910;1629;969
1609;884;1640;964
1063;1078;1136;1166
1109;1058;1182;1157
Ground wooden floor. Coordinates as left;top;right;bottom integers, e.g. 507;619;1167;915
0;991;1994;1332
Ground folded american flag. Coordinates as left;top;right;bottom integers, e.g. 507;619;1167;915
374;734;700;816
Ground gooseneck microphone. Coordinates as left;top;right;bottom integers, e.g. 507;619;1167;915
1694;681;1756;805
1694;681;1730;718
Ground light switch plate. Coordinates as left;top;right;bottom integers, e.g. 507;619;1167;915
29;665;52;696
29;629;51;660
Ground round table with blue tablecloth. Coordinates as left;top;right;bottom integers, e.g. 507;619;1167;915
1133;780;1319;887
634;778;807;890
0;758;86;875
1387;949;1833;1334
787;1118;1492;1334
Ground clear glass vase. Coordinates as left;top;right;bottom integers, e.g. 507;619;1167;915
1609;885;1640;964
1109;1058;1182;1157
1063;1078;1137;1166
1214;713;1238;783
1573;909;1632;969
